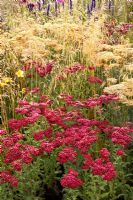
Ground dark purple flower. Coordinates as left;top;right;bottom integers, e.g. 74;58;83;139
90;0;96;11
46;3;50;16
109;0;112;10
55;0;58;16
42;0;45;5
27;3;34;12
37;2;41;11
87;4;91;15
69;0;72;12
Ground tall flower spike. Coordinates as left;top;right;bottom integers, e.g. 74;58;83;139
37;1;41;11
90;0;96;11
46;3;50;16
109;0;112;10
87;4;91;15
42;0;45;5
55;0;58;16
27;3;34;12
69;0;72;13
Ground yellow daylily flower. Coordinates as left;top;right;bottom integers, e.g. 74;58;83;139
3;77;13;83
16;70;24;78
22;88;26;94
0;82;7;87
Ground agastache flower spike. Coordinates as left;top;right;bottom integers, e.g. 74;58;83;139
109;0;112;10
87;4;91;15
37;1;41;11
27;3;34;12
90;0;96;11
55;0;58;16
69;0;72;13
46;2;50;16
42;0;45;5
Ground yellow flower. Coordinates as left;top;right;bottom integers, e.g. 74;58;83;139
0;82;7;87
22;88;26;94
3;77;13;83
16;70;24;78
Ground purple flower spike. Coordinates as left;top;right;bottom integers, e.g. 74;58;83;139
87;4;91;15
90;0;96;11
37;2;41;11
27;3;34;12
42;0;45;4
62;2;65;9
55;0;58;16
109;0;112;10
70;0;72;13
46;3;50;16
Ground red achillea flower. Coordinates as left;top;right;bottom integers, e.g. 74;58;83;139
92;158;106;176
44;109;66;128
56;147;77;164
24;145;40;156
33;131;45;141
18;100;30;106
103;162;117;181
41;141;54;153
92;158;116;181
11;160;22;171
8;119;24;130
31;87;40;94
22;65;31;71
88;76;103;84
82;154;93;169
0;129;7;135
116;149;124;156
100;148;110;161
61;169;83;189
0;171;19;187
43;128;53;138
21;152;33;164
64;64;85;75
36;62;54;77
110;127;132;147
89;66;96;70
4;146;22;164
0;145;2;153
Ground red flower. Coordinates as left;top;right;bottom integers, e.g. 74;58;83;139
0;171;19;187
57;147;77;164
89;66;96;70
41;141;54;153
0;129;7;135
33;131;45;141
116;149;124;156
11;160;22;171
88;76;103;84
82;154;94;169
21;152;33;164
100;148;110;161
61;169;83;189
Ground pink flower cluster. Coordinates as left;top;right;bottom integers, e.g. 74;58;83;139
59;93;119;108
61;169;83;189
109;127;132;147
56;64;86;80
0;89;132;188
22;61;54;78
88;76;103;84
92;158;116;181
56;147;77;164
